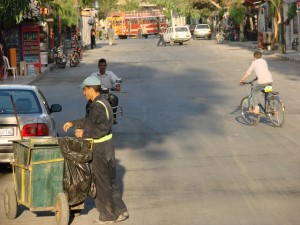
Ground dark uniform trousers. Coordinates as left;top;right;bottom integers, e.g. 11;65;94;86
92;139;127;221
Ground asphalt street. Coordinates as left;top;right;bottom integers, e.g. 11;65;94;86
1;37;300;225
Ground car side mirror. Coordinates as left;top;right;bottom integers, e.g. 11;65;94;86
50;104;62;113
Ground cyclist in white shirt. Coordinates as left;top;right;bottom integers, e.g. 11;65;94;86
240;51;273;114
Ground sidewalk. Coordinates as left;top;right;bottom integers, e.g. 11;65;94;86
228;40;300;64
0;63;56;85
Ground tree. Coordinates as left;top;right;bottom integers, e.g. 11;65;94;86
229;0;246;40
117;0;141;12
93;0;119;19
0;0;35;26
268;0;281;41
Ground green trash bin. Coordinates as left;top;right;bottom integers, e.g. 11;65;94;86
4;138;84;225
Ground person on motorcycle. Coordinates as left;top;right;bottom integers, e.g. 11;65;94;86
86;58;120;124
239;51;273;114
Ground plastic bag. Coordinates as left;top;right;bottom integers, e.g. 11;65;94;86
58;137;96;206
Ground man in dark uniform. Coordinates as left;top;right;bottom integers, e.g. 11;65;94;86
63;76;128;224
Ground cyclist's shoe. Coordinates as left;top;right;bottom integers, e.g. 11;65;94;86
116;212;129;222
248;106;260;114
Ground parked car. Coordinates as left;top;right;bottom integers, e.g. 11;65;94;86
194;24;212;39
163;26;192;45
0;85;62;164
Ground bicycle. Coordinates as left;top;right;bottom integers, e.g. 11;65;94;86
240;78;285;126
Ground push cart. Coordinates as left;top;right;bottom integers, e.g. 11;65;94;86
4;138;84;225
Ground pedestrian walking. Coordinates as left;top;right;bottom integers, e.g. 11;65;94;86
107;24;115;46
157;26;166;46
100;26;107;41
63;76;128;224
0;43;5;81
91;27;96;49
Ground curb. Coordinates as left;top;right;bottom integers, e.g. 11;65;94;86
27;63;56;85
276;53;300;64
228;41;300;65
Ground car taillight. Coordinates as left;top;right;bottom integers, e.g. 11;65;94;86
22;123;49;136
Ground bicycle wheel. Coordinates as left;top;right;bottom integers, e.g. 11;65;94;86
240;96;260;125
266;96;285;127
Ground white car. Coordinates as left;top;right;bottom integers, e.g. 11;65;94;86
193;24;212;39
0;85;62;164
163;26;191;45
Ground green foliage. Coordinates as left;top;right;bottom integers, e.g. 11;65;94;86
0;0;32;26
268;0;280;20
149;0;218;20
52;1;78;27
94;0;119;19
117;0;141;12
228;0;245;24
287;2;296;20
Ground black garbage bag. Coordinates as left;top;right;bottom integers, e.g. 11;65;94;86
58;137;96;206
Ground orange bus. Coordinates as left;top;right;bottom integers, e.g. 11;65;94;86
107;10;167;39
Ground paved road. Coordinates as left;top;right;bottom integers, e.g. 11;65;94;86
1;37;300;225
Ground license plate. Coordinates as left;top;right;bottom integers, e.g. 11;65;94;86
0;128;14;136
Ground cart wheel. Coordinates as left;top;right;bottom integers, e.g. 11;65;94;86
71;209;81;217
4;188;17;219
55;193;69;225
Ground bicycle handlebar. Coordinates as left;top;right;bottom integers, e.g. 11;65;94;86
240;77;257;86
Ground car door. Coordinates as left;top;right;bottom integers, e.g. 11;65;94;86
37;88;57;136
163;27;171;43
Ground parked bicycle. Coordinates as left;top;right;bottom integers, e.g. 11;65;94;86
240;78;285;126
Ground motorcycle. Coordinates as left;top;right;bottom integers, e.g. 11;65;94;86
102;78;123;122
76;45;83;61
85;78;123;124
54;45;67;69
69;49;80;67
216;32;225;44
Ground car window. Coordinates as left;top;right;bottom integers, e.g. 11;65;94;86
0;90;42;114
196;24;209;29
37;89;51;114
175;27;188;32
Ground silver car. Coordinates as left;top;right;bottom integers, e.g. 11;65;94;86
194;24;212;39
0;85;62;164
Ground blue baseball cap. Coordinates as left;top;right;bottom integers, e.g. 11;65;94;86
81;76;101;89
